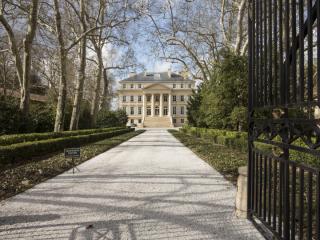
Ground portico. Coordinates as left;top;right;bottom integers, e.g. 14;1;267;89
141;84;173;127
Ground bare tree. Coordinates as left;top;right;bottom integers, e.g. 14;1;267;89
0;0;40;117
69;0;87;130
143;0;248;81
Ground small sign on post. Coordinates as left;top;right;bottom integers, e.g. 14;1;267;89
64;148;81;174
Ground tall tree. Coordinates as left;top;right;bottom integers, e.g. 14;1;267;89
0;0;40;117
69;0;87;130
53;0;68;132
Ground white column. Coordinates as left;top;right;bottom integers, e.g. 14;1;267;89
168;94;172;116
160;93;163;117
142;94;145;120
151;93;154;117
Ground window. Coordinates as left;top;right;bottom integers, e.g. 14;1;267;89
155;106;159;115
173;84;176;88
180;84;184;88
138;107;142;115
138;119;142;123
130;119;134;124
173;118;176;123
181;106;184;115
123;84;126;89
122;96;126;102
147;95;151;102
138;84;142;88
173;95;176;102
130;107;134;115
130;84;134;89
163;107;168;116
147;107;151;115
188;84;191;88
180;95;184;102
173;106;176;114
155;95;160;102
130;96;134;102
138;96;142;102
181;118;185;123
164;95;168;102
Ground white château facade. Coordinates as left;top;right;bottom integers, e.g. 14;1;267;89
117;71;195;128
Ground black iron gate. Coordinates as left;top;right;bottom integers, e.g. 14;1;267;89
248;0;320;239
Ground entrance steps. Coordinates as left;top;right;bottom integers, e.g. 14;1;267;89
143;116;173;128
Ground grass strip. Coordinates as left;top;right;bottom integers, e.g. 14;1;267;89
169;129;247;184
0;130;144;201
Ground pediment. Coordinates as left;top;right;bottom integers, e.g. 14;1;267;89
143;83;171;90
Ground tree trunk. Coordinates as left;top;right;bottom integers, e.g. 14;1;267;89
99;68;109;110
90;47;103;128
69;0;87;130
20;0;40;117
53;0;67;132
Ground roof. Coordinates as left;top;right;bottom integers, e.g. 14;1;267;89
120;71;193;83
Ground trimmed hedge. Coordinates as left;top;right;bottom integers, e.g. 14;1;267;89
180;126;247;152
0;128;134;165
0;127;125;146
180;126;320;168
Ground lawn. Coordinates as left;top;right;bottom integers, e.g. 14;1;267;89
0;130;144;200
169;129;247;184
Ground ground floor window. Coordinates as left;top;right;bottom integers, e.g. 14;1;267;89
138;119;142;123
181;118;185;123
130;119;134;124
173;118;176;123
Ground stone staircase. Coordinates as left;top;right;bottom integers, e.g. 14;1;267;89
143;116;173;128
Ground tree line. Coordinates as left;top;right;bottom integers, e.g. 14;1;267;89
0;0;144;133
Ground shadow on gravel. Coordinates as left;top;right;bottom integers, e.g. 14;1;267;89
0;214;61;225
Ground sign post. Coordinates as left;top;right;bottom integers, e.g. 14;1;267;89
64;148;81;174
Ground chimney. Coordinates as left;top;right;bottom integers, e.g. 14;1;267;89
168;68;172;78
129;72;135;77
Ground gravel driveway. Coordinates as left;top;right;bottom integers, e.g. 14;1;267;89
0;129;263;240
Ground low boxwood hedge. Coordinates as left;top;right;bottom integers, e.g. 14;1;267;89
180;126;320;168
0;128;133;165
0;127;125;146
181;126;247;152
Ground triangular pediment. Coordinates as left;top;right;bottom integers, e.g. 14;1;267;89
143;83;171;90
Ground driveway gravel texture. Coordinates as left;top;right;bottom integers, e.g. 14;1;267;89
0;129;263;240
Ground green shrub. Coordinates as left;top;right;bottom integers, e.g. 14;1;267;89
97;109;128;128
181;126;247;152
0;127;125;146
0;96;56;134
0;128;133;165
